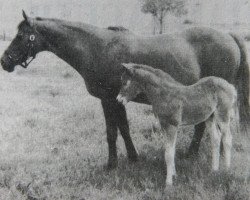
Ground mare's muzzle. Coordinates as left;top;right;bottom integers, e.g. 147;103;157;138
1;49;36;72
1;54;16;72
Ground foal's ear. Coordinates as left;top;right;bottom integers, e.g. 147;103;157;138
121;63;134;76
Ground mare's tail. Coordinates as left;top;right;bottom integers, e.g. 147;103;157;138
230;33;250;135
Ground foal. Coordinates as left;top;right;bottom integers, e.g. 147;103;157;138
117;63;237;186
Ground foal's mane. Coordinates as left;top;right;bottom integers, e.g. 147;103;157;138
131;64;182;87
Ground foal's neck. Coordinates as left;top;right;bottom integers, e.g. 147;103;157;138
134;70;180;104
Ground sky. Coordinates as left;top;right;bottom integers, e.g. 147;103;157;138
0;0;250;37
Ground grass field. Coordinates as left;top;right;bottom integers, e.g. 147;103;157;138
0;41;249;200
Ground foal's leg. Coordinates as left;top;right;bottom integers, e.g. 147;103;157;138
205;117;221;171
218;116;232;169
161;122;178;186
101;100;138;169
188;122;205;156
221;122;232;169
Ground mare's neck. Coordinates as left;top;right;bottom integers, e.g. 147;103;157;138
36;19;104;73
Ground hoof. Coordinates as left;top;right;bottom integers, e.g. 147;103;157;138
128;154;138;163
185;149;199;159
187;143;200;157
128;148;139;162
163;184;173;194
105;159;118;171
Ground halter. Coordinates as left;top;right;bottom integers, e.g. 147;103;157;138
20;34;37;68
6;34;37;68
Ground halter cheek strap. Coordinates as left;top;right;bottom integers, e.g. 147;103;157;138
20;35;37;68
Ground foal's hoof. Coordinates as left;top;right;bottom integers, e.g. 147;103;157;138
163;184;173;194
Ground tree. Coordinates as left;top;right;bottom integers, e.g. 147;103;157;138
140;0;187;34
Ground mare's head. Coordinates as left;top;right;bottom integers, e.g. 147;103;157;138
1;11;47;72
116;63;142;105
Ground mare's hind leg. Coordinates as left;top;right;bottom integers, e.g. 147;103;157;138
101;100;138;169
188;122;206;156
205;115;221;171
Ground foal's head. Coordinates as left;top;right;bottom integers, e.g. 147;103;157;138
1;11;47;72
116;63;141;105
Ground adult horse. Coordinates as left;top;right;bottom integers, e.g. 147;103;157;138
1;11;249;169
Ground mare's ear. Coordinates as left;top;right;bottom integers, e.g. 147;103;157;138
121;63;134;76
22;10;28;21
22;10;32;26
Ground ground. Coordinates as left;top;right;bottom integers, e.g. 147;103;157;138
0;41;249;200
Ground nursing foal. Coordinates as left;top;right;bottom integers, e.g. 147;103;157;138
117;63;237;186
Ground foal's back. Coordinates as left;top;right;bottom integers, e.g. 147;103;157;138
185;76;236;101
162;75;236;102
156;75;236;125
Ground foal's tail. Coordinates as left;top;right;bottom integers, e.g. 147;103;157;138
230;33;250;134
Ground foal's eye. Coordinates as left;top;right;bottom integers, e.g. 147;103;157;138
125;80;131;86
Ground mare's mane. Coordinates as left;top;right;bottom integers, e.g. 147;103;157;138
18;17;101;34
19;17;130;34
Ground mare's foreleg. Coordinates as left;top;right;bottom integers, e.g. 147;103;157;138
101;100;138;169
115;102;138;162
102;100;118;169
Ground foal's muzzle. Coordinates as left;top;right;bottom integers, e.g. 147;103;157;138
116;94;128;105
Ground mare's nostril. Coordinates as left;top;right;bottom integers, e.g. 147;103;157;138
1;59;5;66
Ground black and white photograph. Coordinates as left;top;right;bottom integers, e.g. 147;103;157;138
0;0;249;199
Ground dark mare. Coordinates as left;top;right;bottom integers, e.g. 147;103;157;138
1;11;249;169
